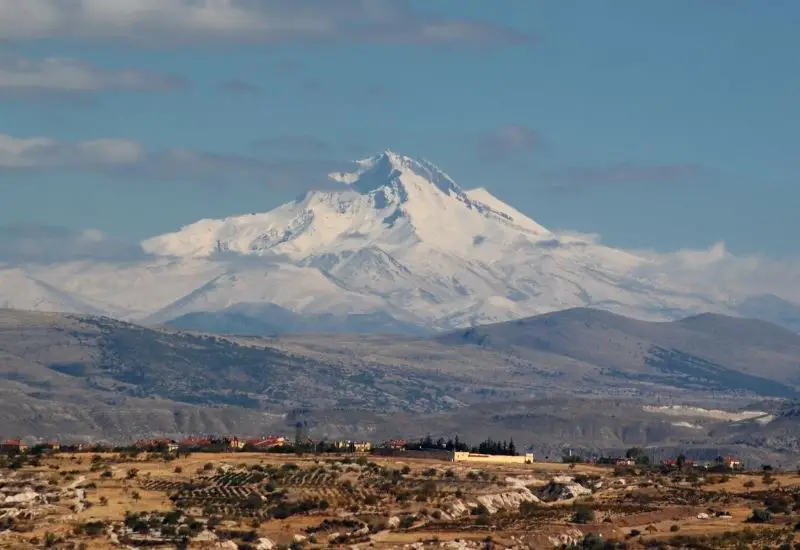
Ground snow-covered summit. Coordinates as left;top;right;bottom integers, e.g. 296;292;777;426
5;150;766;332
329;149;463;197
142;150;551;261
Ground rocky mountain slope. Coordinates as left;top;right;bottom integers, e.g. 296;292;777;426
3;150;798;332
2;308;800;462
439;307;800;397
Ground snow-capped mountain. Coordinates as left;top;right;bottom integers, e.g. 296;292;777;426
142;150;551;261
0;150;773;331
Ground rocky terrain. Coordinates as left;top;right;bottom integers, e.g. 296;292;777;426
3;451;800;549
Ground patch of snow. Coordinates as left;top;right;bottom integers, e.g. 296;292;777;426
645;405;770;422
671;421;704;429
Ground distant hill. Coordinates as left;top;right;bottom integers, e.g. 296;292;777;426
166;302;429;336
2;307;800;462
438;307;800;398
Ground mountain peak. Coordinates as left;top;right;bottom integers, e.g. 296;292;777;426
329;150;462;197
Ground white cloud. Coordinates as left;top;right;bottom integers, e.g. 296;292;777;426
476;124;540;161
632;242;800;304
0;55;185;93
0;134;143;168
0;132;352;189
0;0;527;45
0;225;152;263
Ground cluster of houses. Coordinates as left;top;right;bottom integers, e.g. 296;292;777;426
0;437;743;471
579;454;743;470
133;436;290;452
0;435;375;455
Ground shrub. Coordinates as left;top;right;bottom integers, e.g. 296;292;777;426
399;515;416;529
747;508;772;523
162;510;182;525
670;524;680;532
572;507;595;524
744;480;756;488
44;531;60;548
75;521;106;537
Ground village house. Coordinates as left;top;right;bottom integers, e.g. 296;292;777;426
716;455;743;469
228;437;246;450
1;440;28;453
661;458;696;468
245;436;287;450
335;440;373;453
594;456;635;466
135;439;179;453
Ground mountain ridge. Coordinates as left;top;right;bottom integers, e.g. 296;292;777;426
2;306;800;464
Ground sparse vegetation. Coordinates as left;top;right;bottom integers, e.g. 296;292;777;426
5;447;800;549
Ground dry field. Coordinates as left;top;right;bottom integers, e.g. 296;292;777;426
2;452;800;549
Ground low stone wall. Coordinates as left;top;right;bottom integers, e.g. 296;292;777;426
453;452;534;464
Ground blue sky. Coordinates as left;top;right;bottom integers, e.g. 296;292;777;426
1;0;799;257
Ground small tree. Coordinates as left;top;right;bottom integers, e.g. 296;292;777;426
747;508;772;523
572;506;596;524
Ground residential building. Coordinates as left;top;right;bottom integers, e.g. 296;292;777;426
716;456;742;469
335;440;373;453
1;440;28;453
245;436;286;450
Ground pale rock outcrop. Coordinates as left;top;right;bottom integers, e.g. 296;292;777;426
548;528;584;547
536;479;592;502
193;530;219;542
475;488;541;514
4;490;40;505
